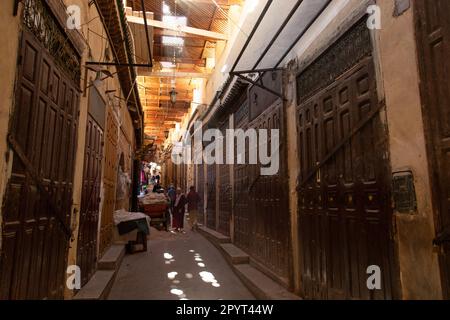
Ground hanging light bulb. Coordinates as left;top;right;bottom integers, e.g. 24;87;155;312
170;88;177;105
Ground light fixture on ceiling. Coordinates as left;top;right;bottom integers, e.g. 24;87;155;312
170;88;178;105
162;36;184;47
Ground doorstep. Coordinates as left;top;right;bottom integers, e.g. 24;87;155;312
198;226;300;300
73;270;115;300
73;244;125;300
220;243;249;265
198;225;231;244
234;264;300;300
98;244;126;270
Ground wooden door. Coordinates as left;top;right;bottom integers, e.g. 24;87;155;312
415;0;450;298
296;19;398;299
77;115;103;287
234;101;250;251
0;25;80;299
247;101;291;283
218;121;231;236
197;163;205;225
206;163;217;230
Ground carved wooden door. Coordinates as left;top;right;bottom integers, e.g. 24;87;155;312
0;17;81;299
233;101;250;250
296;19;399;299
247;101;291;283
206;162;217;230
415;0;450;298
77;115;103;287
219;121;231;236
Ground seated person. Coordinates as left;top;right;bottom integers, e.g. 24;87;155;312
152;183;162;193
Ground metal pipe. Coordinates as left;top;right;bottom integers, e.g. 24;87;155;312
139;0;153;68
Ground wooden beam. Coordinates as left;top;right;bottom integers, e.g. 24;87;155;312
175;0;241;5
143;94;192;99
153;29;220;42
154;56;206;66
143;107;189;111
137;70;211;78
126;15;228;41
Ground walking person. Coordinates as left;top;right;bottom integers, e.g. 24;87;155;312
187;186;201;231
172;188;187;233
167;185;176;231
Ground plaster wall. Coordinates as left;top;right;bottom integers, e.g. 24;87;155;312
376;0;442;299
0;0;22;257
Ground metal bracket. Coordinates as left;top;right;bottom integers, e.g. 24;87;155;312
230;68;284;99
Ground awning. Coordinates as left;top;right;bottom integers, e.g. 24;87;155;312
232;0;331;72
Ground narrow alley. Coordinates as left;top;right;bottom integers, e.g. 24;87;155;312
0;0;450;304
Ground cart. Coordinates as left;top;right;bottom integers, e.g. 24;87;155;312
138;194;170;231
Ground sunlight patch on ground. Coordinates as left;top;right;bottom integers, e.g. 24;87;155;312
199;271;221;288
164;253;174;260
170;288;184;296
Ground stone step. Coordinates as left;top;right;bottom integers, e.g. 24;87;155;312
220;243;249;265
198;226;231;244
73;270;115;300
234;264;300;300
98;245;125;271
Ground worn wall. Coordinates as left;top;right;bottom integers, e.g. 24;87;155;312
63;0;131;298
0;0;22;256
376;0;442;299
116;104;135;210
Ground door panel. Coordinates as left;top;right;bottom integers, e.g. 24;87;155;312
296;19;397;299
233;96;291;282
77;116;103;287
248;102;290;281
219;121;231;236
197;164;205;225
0;27;80;299
206;163;216;230
415;0;450;298
234;102;250;250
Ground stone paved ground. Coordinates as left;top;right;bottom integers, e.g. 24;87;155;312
108;225;255;300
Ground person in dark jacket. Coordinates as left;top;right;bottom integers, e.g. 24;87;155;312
187;186;201;231
172;188;187;233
